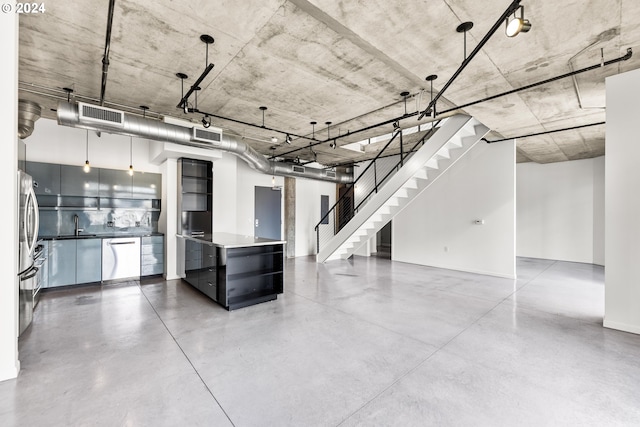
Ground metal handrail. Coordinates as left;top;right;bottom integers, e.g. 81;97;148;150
315;129;402;230
315;120;441;253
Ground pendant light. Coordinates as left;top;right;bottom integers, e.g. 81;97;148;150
128;136;134;176
83;129;91;173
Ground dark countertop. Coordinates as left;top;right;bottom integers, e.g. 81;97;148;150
177;232;286;248
39;232;164;241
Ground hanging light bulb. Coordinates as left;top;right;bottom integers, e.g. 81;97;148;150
83;130;91;173
128;136;134;176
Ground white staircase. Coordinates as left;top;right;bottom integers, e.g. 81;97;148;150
317;114;489;263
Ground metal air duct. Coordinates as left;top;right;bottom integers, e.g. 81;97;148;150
18;99;41;139
56;101;352;184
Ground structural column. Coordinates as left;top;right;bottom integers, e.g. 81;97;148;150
0;2;21;381
284;177;296;258
604;67;640;334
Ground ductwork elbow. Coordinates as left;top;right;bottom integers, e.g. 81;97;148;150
18;99;41;139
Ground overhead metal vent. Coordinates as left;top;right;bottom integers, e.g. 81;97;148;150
78;102;124;126
192;127;222;145
325;170;336;178
292;165;305;173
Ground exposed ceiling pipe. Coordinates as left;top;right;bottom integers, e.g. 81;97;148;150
440;48;632;115
417;0;523;120
277;47;632;160
484;121;605;143
56;101;352;184
100;0;116;106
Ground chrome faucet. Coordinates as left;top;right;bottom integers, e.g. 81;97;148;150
73;214;83;236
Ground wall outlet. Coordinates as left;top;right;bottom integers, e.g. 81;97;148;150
107;221;114;227
135;221;141;227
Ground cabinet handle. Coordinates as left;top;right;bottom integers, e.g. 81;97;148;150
108;241;136;245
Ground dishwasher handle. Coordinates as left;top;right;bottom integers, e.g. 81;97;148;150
107;241;137;246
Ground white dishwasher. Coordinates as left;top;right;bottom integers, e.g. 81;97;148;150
102;237;141;281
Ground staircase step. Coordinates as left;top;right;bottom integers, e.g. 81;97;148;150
414;168;429;180
317;114;489;263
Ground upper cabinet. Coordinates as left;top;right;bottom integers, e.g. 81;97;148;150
26;161;161;201
26;161;61;195
99;168;133;199
61;165;100;197
132;171;162;199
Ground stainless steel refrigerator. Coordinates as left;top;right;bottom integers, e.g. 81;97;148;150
18;169;39;336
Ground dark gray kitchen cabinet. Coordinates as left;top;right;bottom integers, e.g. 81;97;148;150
99;168;133;199
61;164;100;197
26;161;61;196
141;235;164;276
48;240;76;287
76;238;102;284
133;172;162;199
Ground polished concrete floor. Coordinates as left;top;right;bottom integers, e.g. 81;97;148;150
2;256;640;426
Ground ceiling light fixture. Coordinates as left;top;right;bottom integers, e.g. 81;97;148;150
83;129;91;173
202;114;211;128
393;120;400;132
259;106;267;127
310;121;317;139
329;139;336;149
176;72;189;113
285;134;292;144
193;86;201;110
425;74;438;118
63;87;74;102
128;136;134;176
505;5;531;37
456;21;474;60
400;91;410;116
325;121;332;140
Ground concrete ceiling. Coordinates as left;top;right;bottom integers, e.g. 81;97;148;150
17;0;640;167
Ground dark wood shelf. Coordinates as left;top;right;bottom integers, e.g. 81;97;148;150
227;269;283;282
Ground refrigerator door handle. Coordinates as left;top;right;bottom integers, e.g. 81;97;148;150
26;185;39;257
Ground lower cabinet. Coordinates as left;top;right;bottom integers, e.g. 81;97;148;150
182;239;284;310
141;235;164;276
49;238;102;287
47;235;164;287
48;240;76;287
76;239;102;284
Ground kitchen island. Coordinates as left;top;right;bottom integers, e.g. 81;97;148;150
178;233;285;310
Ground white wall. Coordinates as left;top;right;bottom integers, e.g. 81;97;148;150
0;3;20;382
294;178;336;257
516;157;605;265
24;118;162;174
231;158;284;237
604;67;640;335
393;139;516;279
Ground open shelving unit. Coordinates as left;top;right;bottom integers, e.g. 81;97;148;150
178;158;212;236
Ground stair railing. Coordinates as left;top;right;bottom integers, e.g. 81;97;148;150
315;122;441;253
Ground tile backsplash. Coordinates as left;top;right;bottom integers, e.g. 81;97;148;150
39;208;160;237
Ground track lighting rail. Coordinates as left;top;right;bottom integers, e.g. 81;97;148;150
440;48;632;116
417;0;522;120
483;121;605;144
176;63;215;110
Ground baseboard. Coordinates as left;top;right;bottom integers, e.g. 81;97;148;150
603;319;640;335
392;258;517;280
